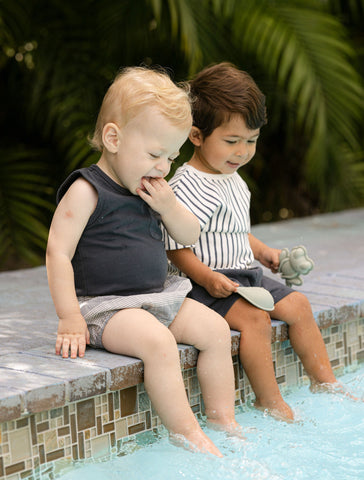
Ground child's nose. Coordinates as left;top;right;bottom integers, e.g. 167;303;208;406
236;145;248;158
155;157;170;176
236;145;247;157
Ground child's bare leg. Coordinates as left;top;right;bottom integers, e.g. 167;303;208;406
225;299;294;421
102;308;222;457
169;299;240;434
273;292;337;388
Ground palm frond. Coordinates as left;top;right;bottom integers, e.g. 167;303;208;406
228;0;363;207
0;148;53;267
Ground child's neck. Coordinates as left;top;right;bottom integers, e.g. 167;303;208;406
188;151;221;174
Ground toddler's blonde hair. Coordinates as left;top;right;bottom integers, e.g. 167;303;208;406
90;66;192;151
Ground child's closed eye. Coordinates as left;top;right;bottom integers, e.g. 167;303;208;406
149;153;179;163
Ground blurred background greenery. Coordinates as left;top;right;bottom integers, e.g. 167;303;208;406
0;0;363;270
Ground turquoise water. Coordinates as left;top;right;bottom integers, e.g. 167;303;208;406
58;365;363;480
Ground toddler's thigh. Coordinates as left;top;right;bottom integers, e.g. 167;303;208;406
169;298;230;348
102;308;177;357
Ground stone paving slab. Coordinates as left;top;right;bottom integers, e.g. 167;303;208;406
252;208;364;274
1;208;363;422
0;367;65;421
0;353;107;404
0;267;56;355
26;345;145;392
300;281;364;300
0;387;22;423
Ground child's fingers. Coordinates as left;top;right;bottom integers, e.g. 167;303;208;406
141;177;165;193
225;281;239;295
148;177;166;188
137;180;162;200
209;273;238;296
70;339;78;359
55;336;63;356
56;334;87;358
61;338;70;358
222;276;239;291
77;336;87;358
136;188;150;202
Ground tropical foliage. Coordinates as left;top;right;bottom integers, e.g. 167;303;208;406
0;0;363;269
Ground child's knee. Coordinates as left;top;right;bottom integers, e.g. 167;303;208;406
288;291;312;315
237;307;271;335
143;325;178;360
205;313;232;347
251;309;271;333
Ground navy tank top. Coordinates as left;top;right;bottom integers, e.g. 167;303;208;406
57;165;168;296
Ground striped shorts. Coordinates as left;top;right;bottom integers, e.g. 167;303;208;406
78;275;192;348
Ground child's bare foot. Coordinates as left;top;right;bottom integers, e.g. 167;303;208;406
310;381;363;402
206;419;246;439
254;399;295;422
169;430;223;457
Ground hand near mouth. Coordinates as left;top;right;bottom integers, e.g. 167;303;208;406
136;177;177;215
138;176;200;245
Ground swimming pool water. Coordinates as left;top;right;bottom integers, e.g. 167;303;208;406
56;365;363;480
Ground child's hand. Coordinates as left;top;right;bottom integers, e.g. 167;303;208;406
258;247;281;274
55;314;90;359
141;178;200;245
204;271;239;298
137;177;176;215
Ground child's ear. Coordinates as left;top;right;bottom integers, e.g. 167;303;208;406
102;123;120;153
189;126;203;147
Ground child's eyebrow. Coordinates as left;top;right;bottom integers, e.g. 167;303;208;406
225;133;260;140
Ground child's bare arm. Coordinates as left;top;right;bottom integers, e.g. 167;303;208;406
46;178;97;358
137;177;200;245
167;248;238;298
248;233;281;274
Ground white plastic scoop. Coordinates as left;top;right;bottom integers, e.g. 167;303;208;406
236;286;275;311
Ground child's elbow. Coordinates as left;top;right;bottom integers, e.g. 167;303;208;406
45;240;57;267
180;213;199;243
45;236;68;265
169;208;200;245
190;219;200;244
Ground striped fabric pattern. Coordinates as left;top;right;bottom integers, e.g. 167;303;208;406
77;275;193;347
164;164;254;270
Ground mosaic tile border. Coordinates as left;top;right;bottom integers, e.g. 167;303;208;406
0;317;363;480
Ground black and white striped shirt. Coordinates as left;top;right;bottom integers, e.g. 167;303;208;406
164;164;254;269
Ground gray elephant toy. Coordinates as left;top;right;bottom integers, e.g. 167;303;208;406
278;245;314;287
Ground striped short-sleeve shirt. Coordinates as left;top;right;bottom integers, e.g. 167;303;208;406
164;164;254;270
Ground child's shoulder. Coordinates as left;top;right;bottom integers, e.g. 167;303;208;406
170;163;221;184
170;164;246;190
169;163;208;188
169;162;190;181
170;164;240;203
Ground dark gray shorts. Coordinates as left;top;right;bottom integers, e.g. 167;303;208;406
187;266;294;318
